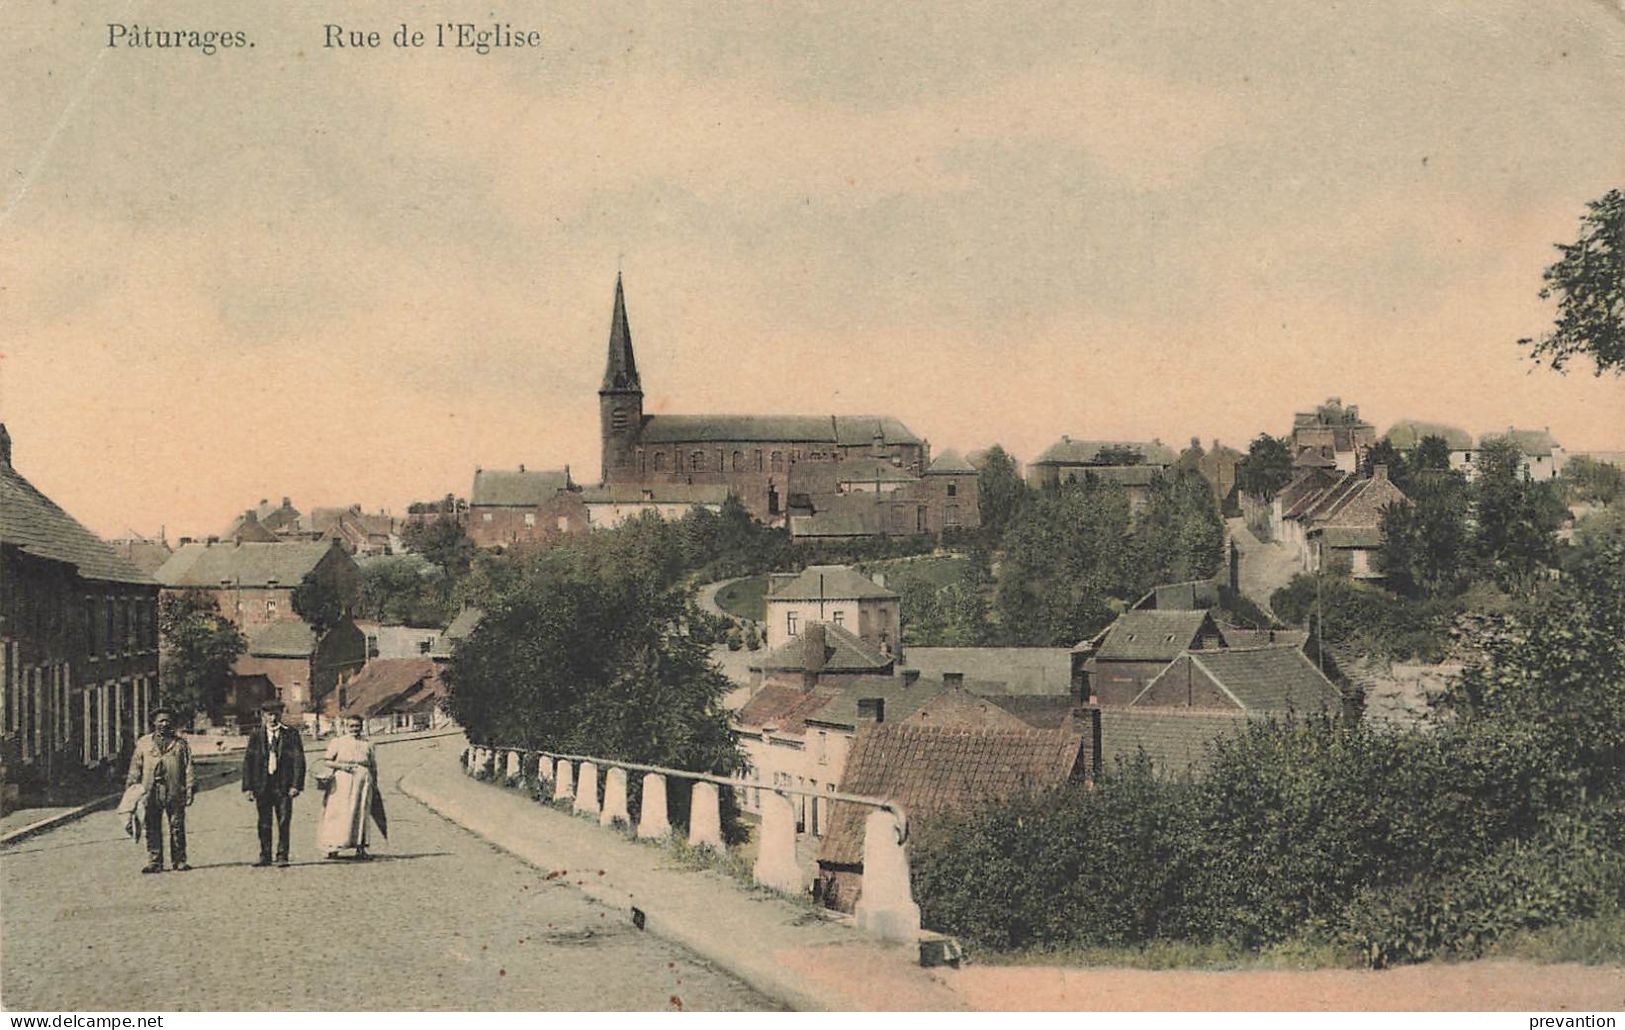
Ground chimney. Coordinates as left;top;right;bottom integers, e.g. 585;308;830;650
244;509;259;524
281;496;291;508
1373;464;1389;482
857;698;885;724
519;464;526;473
943;671;965;690
0;423;11;468
803;622;828;680
901;668;921;687
179;536;194;546
872;572;886;589
206;536;219;545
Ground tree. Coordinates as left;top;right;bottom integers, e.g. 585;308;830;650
1520;189;1625;375
1472;437;1563;590
291;569;354;635
358;555;454;626
1237;434;1294;500
975;444;1029;542
996;480;1132;645
1360;439;1408;488
1377;473;1470;599
1411;434;1454;473
1560;455;1624;506
158;591;246;726
402;516;477;576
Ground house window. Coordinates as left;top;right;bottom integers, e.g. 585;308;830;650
832;610;844;627
733;450;743;471
691;451;705;472
771;451;784;472
755;450;764;471
947;482;957;497
817;730;828;766
482;512;493;522
786;611;799;637
523;512;536;526
557;516;569;532
653;452;667;472
266;599;278;617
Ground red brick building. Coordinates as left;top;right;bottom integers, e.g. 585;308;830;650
596;276;977;537
464;466;589;549
1;425;161;796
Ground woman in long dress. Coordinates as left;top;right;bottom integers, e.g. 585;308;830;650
317;715;378;860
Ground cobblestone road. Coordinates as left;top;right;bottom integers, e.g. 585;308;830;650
0;736;772;1011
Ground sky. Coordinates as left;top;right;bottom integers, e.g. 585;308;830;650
3;0;1623;539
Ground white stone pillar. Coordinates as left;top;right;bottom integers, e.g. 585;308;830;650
600;767;630;828
753;790;802;893
505;750;521;785
688;782;724;852
574;761;600;817
552;759;575;802
637;773;671;839
854;810;920;943
537;755;555;785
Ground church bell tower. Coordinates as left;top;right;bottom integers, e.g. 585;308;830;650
599;274;644;484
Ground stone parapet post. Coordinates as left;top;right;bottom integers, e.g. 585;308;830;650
537;755;554;786
688;781;723;851
505;750;521;786
637;773;670;839
854;810;920;943
600;766;630;828
753;790;802;893
574;761;600;817
552;759;575;802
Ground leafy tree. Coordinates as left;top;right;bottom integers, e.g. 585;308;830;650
1360;439;1408;487
974;444;1030;542
996;481;1132;645
402;516;477;576
357;555;455;626
291;569;355;634
443;548;744;828
1237;434;1294;500
158;591;246;725
1472;437;1563;590
1376;472;1470;598
1411;434;1454;473
1560;455;1624;506
1520;188;1625;375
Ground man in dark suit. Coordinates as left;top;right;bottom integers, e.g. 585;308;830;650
242;700;306;867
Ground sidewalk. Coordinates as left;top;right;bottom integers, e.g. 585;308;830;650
399;740;966;1012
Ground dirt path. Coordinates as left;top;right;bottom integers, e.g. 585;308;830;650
948;960;1625;1011
1226;516;1301;618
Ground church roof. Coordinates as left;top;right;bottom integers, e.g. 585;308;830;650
600;274;640;393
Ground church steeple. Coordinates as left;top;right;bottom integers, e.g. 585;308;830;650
601;273;641;393
598;274;644;484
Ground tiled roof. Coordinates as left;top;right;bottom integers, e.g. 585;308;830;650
901;647;1073;696
470;468;573;507
1384;420;1473;451
923;449;976;475
430;606;483;658
754;622;894;673
788;511;879;539
155;541;336;589
1032;437;1178;467
331;658;444;717
248;620;317;658
638;414;923;447
819;723;1086;866
1100;707;1250;777
1;459;154;585
804;674;947;730
981;694;1077;729
581;483;732;504
1132;580;1219;610
1219;626;1309;649
834;458;919;484
768;564;897;601
1136;645;1342;714
1093;610;1219;662
1481;428;1561;457
734;682;841;734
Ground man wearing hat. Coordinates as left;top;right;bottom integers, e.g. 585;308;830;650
126;705;196;874
242;700;306;867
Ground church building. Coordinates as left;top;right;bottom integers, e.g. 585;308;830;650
597;277;978;536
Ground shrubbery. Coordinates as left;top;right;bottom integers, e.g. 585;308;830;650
912;546;1625;964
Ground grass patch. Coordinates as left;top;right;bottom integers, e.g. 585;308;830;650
1483;908;1625;965
862;554;969;591
714;575;768;621
971;937;1362;971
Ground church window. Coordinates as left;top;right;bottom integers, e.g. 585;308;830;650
771;451;784;472
691;451;705;472
732;450;743;471
755;450;764;471
653;452;666;472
